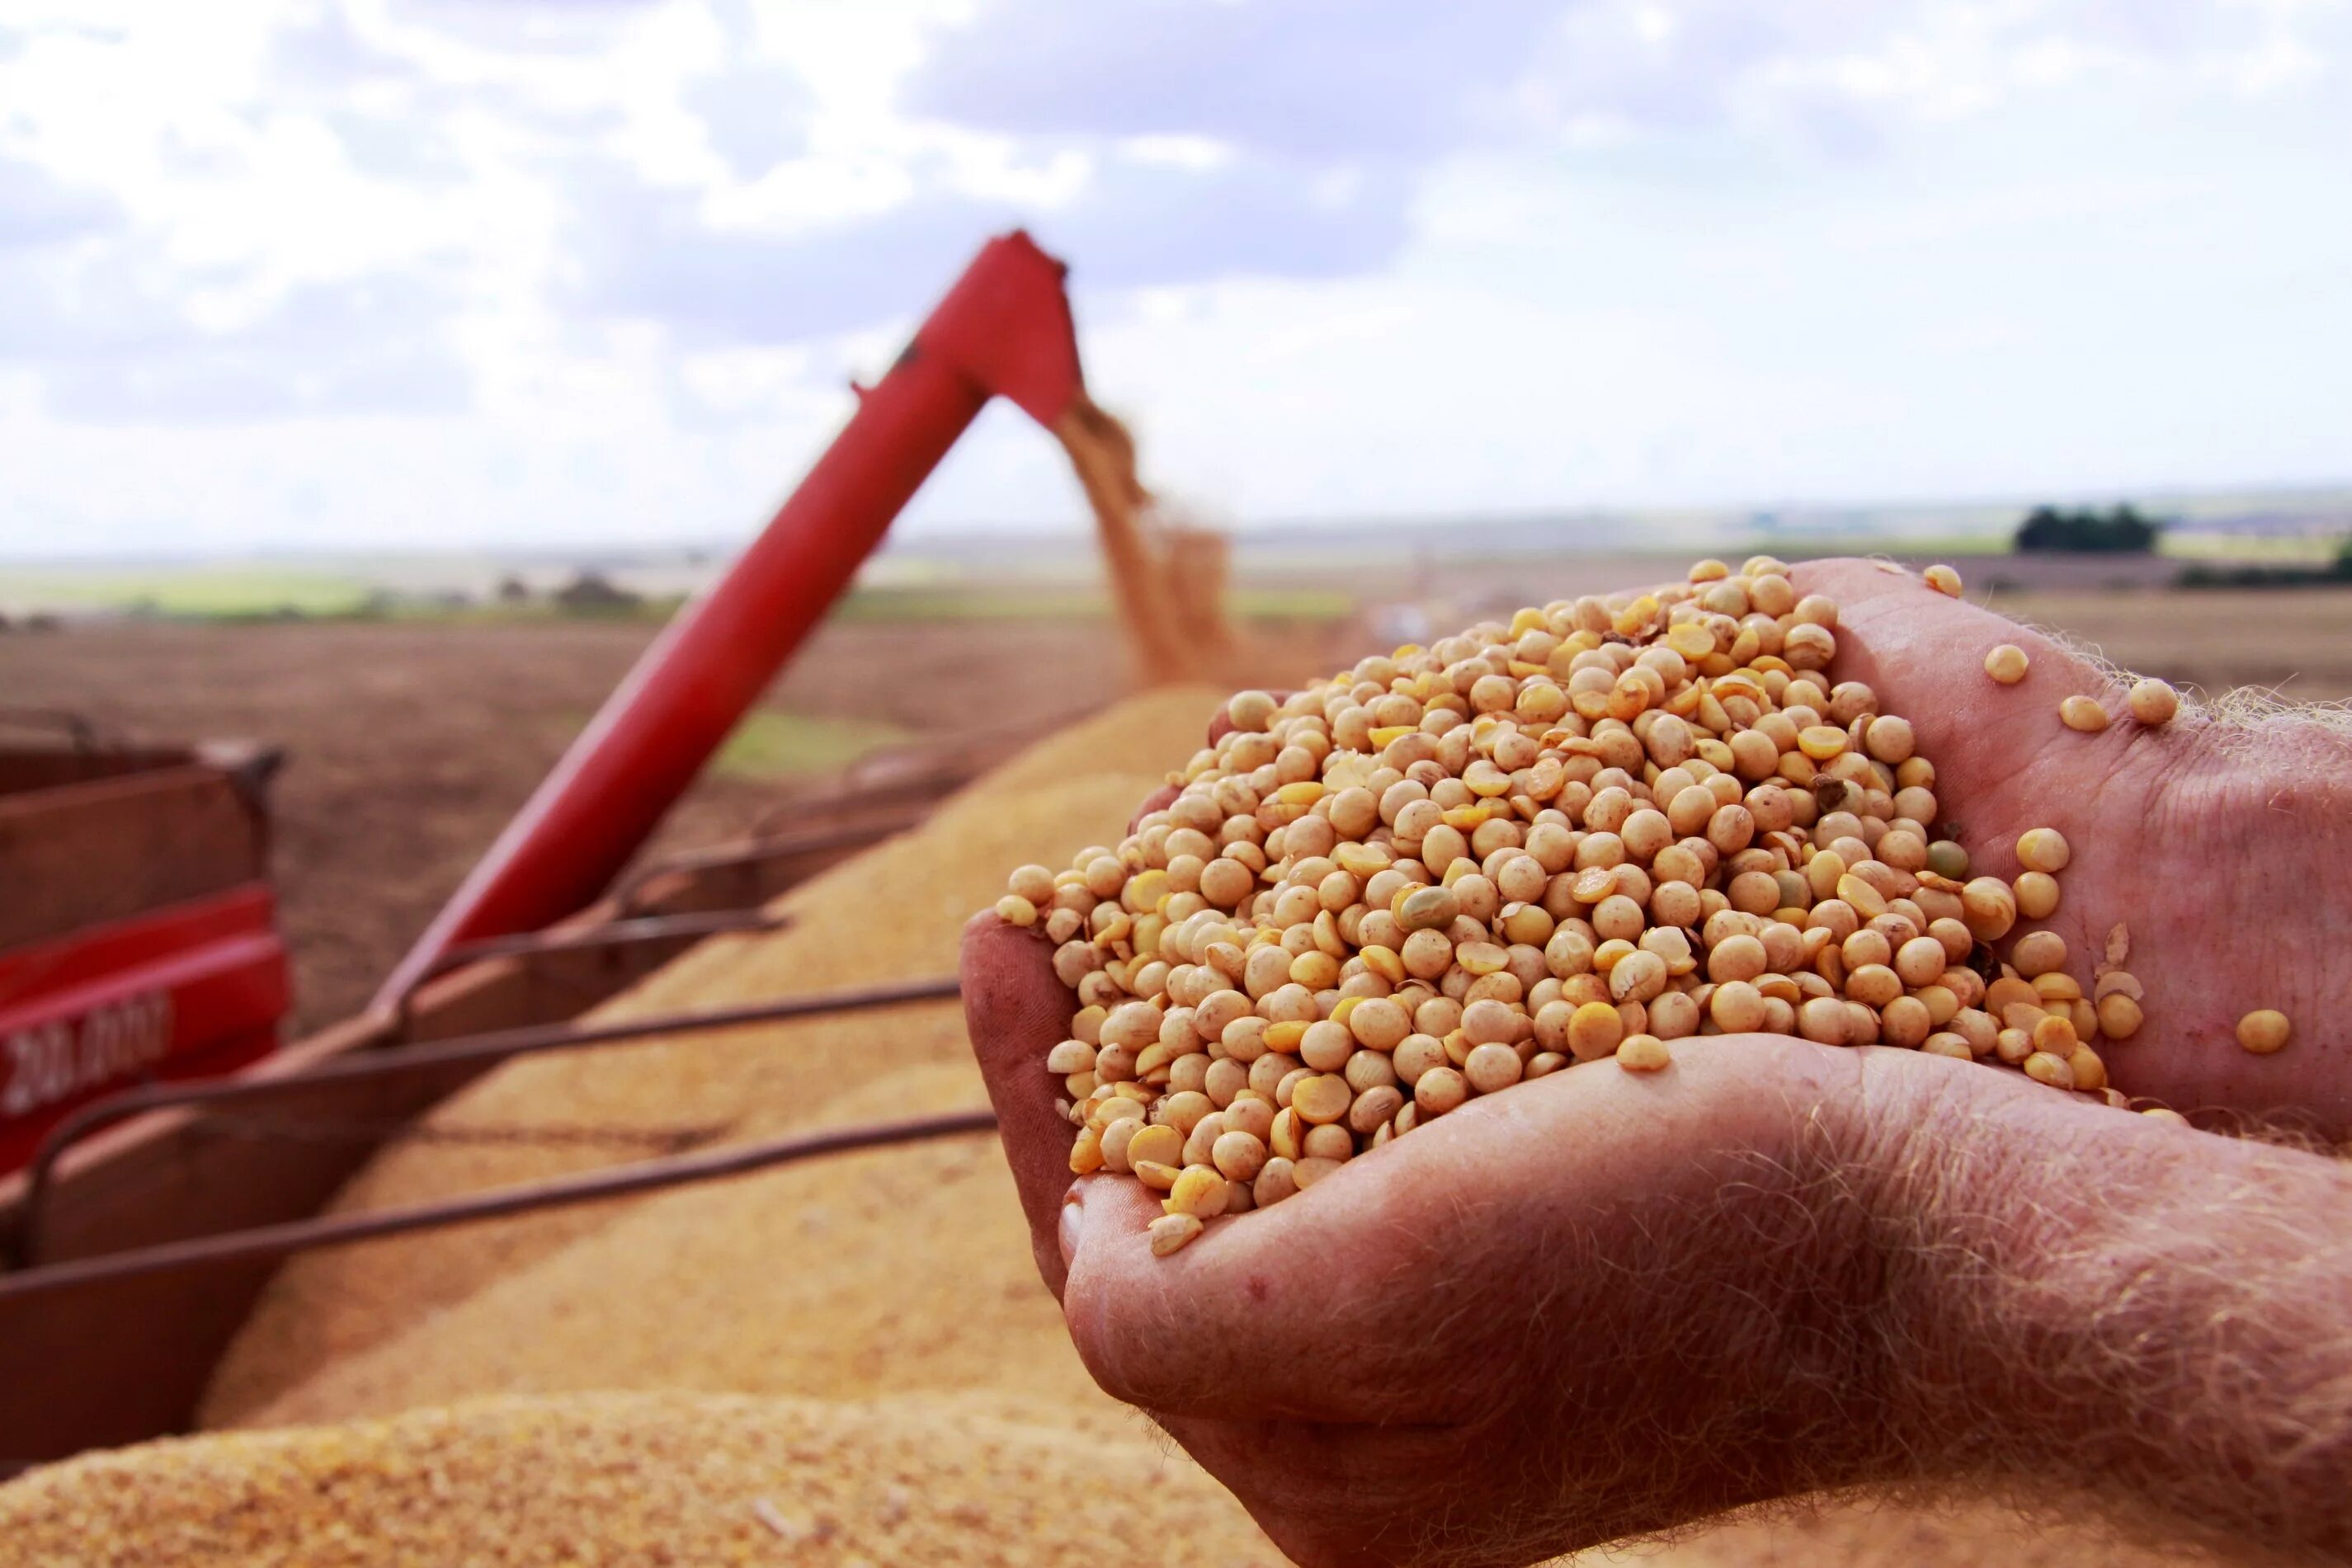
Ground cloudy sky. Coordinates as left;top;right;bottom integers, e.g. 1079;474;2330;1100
1;0;2346;557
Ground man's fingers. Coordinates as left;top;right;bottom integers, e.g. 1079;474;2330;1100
1793;558;2105;703
1056;1161;1391;1420
1056;1088;1555;1426
1788;558;2147;832
960;910;1082;1297
1151;1410;1471;1568
1056;1036;1872;1425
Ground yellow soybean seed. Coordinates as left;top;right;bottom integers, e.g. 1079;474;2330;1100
1616;1034;1671;1072
1292;1155;1344;1189
1225;690;1278;732
2236;1009;2292;1055
1165;1165;1231;1220
2023;1051;2076;1090
2013;872;2060;921
994;894;1039;926
2059;695;2109;732
1398;886;1460;932
1124;1123;1182;1171
2095;992;2143;1039
1923;563;1963;596
1414;1066;1468;1115
1566;1001;1624;1062
1836;874;1889;921
2011;930;2068;978
1960;878;2016;941
2127;678;2179;726
2015;828;2071;873
1149;1212;1204;1255
1985;644;2029;684
2066;1044;2107;1093
1666;623;1715;660
1290;1074;1354;1124
1798;725;1849;760
2030;1014;2078;1055
2032;972;2082;1003
1455;941;1511;976
1263;1019;1309;1052
1464;1042;1522;1094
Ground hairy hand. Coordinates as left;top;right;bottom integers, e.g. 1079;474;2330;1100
961;558;2352;1566
972;906;2111;1565
1785;559;2346;1127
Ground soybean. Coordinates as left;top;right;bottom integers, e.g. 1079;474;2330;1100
1000;557;2150;1257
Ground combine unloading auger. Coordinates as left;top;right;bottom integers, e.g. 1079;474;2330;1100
378;232;1228;1010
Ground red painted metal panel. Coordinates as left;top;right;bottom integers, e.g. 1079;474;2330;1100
0;884;276;1005
0;886;288;1171
375;231;1086;1010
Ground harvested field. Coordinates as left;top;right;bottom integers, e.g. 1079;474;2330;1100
1978;588;2352;705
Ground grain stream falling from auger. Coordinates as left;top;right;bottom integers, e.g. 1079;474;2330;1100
1055;395;1235;686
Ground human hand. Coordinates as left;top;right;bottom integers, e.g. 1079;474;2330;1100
1785;560;2347;1128
961;558;2352;1564
968;904;2210;1566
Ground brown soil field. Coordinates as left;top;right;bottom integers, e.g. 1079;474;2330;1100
1982;587;2352;703
3;580;2345;1034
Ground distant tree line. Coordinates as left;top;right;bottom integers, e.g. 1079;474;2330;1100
2014;504;2161;554
2176;543;2352;589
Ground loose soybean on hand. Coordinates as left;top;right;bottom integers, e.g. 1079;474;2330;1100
964;559;2352;1567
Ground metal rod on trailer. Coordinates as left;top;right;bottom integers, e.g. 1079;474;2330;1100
14;976;963;1266
375;231;1087;1011
0;1109;999;1302
387;907;793;1033
610;822;906;916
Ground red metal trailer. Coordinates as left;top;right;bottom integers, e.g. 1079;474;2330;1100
0;722;290;1173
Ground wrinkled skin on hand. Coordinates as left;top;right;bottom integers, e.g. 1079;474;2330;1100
961;560;2345;1567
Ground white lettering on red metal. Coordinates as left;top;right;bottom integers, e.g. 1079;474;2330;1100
1;990;176;1119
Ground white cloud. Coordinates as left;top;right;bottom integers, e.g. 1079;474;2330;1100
0;0;2345;557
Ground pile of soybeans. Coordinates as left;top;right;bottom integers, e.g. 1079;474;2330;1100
998;557;2180;1255
0;637;2210;1566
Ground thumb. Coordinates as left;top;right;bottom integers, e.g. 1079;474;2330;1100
961;910;1085;1297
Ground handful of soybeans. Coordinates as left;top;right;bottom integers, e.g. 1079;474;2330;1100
992;558;2129;1256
